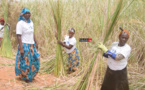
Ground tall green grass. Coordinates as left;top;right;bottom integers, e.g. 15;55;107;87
50;0;65;76
1;0;145;89
73;0;124;90
0;0;13;58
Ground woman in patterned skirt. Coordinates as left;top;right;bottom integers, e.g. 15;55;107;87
15;8;40;82
58;28;80;73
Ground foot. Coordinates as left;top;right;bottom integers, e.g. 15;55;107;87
25;80;31;83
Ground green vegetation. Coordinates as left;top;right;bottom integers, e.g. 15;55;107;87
0;0;144;89
50;0;65;76
0;0;13;58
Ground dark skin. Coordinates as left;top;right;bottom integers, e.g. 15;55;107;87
0;21;10;31
57;31;74;49
0;21;4;25
105;32;129;60
17;12;38;56
115;32;129;61
23;12;31;20
17;35;24;56
118;32;129;46
0;21;5;31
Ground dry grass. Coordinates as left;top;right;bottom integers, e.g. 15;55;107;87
0;0;144;89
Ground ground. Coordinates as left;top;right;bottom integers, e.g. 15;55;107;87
0;56;56;90
1;56;143;90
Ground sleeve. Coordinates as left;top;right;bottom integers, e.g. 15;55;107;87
0;26;2;30
69;38;76;45
16;22;22;35
0;26;4;31
63;35;68;42
120;46;131;58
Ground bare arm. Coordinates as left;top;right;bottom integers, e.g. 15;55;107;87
58;41;73;49
0;24;10;31
17;34;24;56
17;35;23;49
34;35;38;49
62;44;73;49
34;35;37;44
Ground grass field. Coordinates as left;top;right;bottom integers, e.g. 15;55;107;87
0;0;145;89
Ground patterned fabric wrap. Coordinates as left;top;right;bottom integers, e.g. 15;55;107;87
67;48;80;71
15;43;40;81
18;8;31;23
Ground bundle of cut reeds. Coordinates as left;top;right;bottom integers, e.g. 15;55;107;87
50;0;65;76
73;0;124;89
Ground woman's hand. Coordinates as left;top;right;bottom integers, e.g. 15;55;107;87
6;23;10;26
57;40;64;46
20;48;24;56
97;42;108;52
35;43;38;49
55;32;58;40
58;40;73;49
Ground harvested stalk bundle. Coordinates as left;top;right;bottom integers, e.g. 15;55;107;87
73;0;124;90
50;0;65;76
0;0;13;58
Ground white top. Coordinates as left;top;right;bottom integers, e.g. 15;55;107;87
63;35;76;53
0;25;4;38
16;20;34;44
107;42;131;71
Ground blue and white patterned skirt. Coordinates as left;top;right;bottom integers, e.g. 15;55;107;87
67;48;80;71
15;43;40;81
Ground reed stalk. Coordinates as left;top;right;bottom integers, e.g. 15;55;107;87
73;0;124;89
0;0;13;58
50;0;65;76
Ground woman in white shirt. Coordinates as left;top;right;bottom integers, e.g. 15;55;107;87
58;28;80;73
15;8;40;82
0;18;10;47
98;30;131;90
0;18;5;47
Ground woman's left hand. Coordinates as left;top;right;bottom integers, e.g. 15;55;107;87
6;23;10;26
35;43;38;49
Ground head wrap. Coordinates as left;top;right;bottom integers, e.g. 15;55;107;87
119;30;129;38
0;18;5;22
68;28;75;34
18;8;31;23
